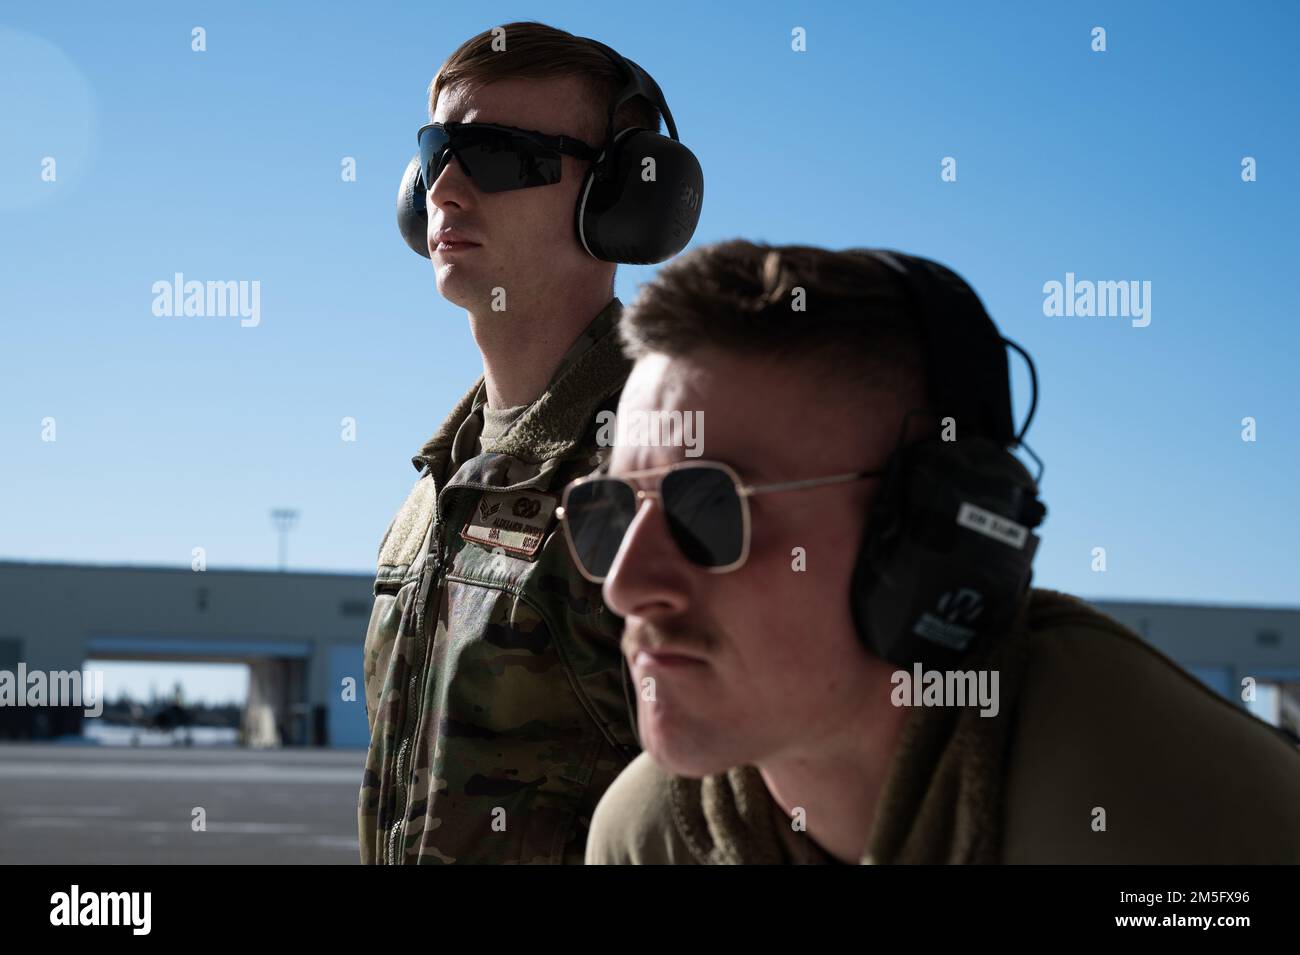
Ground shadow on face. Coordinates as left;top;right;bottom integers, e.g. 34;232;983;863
603;348;906;776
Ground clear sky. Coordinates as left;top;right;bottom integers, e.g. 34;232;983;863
85;660;249;708
2;0;1297;612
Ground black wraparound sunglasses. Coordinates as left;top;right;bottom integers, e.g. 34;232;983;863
417;121;601;194
555;460;886;583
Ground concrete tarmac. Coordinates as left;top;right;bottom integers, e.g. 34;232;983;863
0;743;363;864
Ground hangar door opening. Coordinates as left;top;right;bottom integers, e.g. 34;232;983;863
85;636;311;747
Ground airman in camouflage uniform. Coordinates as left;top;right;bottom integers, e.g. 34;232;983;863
359;298;640;863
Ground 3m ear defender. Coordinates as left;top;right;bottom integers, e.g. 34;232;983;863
846;251;1048;672
396;36;703;265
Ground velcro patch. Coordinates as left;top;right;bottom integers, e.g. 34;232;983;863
460;490;559;558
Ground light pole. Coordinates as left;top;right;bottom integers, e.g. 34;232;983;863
270;508;299;572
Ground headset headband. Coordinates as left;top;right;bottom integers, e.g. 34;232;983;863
579;37;682;144
853;250;1018;448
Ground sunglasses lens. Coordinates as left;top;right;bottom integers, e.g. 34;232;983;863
456;132;561;193
661;466;746;569
417;126;452;187
419;125;565;193
563;478;637;580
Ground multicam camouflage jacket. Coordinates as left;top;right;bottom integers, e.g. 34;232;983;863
358;298;640;864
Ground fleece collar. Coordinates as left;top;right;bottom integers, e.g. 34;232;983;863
410;298;628;474
664;590;1107;864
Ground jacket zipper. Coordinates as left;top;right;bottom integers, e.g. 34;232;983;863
387;518;443;864
382;471;579;864
386;738;411;863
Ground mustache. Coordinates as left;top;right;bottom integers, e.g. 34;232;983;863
622;619;717;658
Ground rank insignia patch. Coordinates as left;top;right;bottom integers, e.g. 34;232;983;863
459;489;559;558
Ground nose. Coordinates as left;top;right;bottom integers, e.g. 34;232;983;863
602;496;692;622
426;150;475;212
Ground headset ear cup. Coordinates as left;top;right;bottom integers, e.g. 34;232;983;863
576;128;703;264
848;527;879;653
871;456;909;548
397;155;430;258
849;452;907;653
854;437;1047;670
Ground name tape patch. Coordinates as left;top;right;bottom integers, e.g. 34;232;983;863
956;502;1029;549
460;489;559;558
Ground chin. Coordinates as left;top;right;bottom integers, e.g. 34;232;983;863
638;704;745;779
432;265;484;309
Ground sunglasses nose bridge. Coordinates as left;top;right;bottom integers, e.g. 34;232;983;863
426;146;469;190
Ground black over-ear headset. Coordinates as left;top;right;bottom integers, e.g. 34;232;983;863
397;37;703;265
846;250;1047;672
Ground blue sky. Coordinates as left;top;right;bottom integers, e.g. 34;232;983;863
2;0;1297;612
85;660;249;708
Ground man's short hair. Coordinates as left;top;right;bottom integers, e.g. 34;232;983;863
619;240;930;407
429;22;662;144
